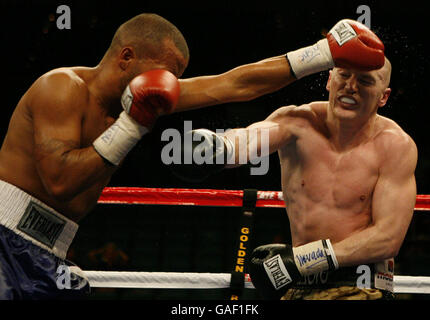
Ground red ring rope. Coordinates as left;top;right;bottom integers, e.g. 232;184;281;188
98;187;430;211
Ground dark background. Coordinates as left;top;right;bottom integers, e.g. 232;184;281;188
1;0;429;300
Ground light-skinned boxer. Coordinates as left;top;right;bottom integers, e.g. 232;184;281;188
179;20;416;300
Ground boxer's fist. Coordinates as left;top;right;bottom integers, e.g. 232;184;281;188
93;70;179;165
249;240;339;300
327;19;385;71
121;69;180;129
286;19;385;79
249;244;300;300
169;129;234;182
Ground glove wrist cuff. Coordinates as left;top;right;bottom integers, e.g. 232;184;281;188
292;239;339;276
324;239;339;270
93;111;148;166
286;39;334;79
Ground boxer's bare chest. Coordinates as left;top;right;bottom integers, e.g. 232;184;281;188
280;126;381;214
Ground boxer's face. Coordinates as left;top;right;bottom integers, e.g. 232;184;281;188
326;66;391;122
119;39;188;92
128;57;185;84
132;40;188;79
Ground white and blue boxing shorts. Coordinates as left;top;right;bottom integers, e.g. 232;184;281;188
0;180;89;299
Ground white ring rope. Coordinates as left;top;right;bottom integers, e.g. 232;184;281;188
83;271;430;294
92;188;430;295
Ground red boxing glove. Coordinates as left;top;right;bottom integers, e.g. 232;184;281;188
121;69;180;129
93;70;180;165
286;19;385;79
327;19;385;71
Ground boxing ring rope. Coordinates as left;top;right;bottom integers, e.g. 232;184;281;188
98;187;430;210
82;271;430;294
85;187;430;294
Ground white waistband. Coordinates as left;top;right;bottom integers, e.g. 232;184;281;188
0;180;78;259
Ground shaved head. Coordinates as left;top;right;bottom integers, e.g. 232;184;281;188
377;57;392;89
106;13;189;64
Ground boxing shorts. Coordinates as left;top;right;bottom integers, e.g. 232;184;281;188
281;261;395;300
0;180;89;299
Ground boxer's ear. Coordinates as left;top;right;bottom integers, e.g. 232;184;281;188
378;87;391;108
119;47;135;71
326;70;333;92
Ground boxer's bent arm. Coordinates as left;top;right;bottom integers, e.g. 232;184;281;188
176;55;295;112
31;72;117;201
333;133;418;267
223;105;299;167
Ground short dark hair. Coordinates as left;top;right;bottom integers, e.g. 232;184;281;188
107;13;189;61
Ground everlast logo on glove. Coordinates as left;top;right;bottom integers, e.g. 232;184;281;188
330;21;357;46
263;254;292;290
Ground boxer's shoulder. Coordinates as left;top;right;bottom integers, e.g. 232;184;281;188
269;103;327;138
374;116;414;143
373;115;417;161
28;67;90;111
37;67;87;88
272;102;323;121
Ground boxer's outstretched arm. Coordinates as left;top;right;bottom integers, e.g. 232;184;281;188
176;20;385;113
223;105;305;167
31;72;117;201
332;131;418;267
176;55;295;112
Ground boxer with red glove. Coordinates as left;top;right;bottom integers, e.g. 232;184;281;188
93;69;180;165
286;19;385;79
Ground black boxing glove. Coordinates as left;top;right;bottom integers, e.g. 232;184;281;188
169;129;235;182
249;240;339;300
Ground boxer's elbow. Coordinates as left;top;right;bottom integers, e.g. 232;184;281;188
43;178;76;202
51;188;76;202
377;234;402;260
385;239;402;259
